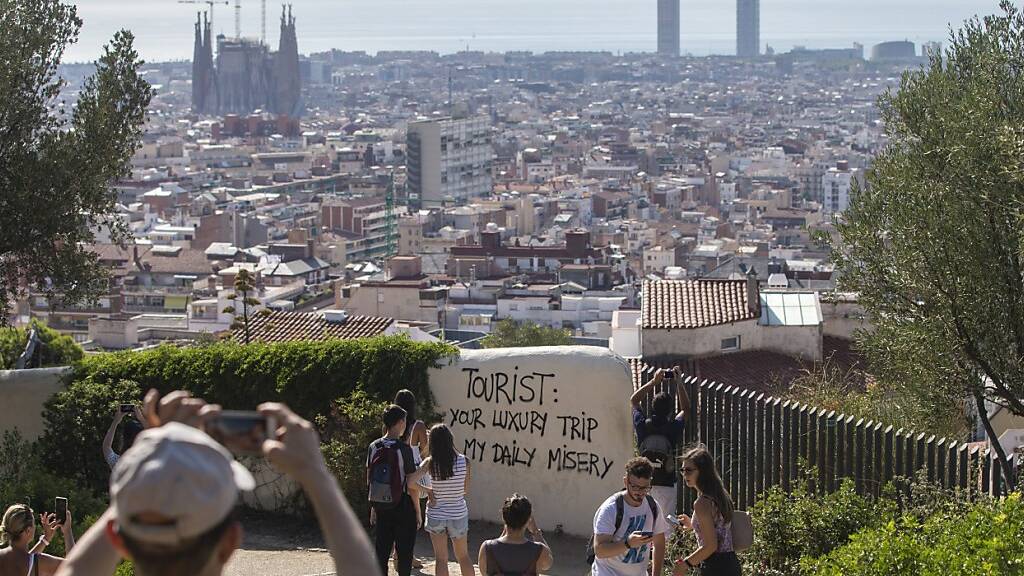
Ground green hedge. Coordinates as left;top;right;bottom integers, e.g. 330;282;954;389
1;319;84;369
805;492;1024;576
38;336;457;493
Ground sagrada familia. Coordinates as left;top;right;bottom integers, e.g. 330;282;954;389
191;5;302;117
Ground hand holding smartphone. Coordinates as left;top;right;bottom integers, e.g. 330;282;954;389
205;410;277;456
54;497;67;525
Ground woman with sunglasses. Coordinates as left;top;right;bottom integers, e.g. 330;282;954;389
0;503;74;576
671;446;741;576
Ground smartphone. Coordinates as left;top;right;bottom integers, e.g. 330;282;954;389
665;514;680;526
638;531;654;538
55;497;67;525
120;404;136;414
662;369;674;380
205;411;277;456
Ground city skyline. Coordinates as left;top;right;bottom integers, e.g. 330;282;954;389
69;0;1002;63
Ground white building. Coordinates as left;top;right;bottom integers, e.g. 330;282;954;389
821;166;855;215
407;116;494;208
643;245;676;275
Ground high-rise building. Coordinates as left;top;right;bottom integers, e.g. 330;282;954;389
657;0;680;57
406;116;493;209
737;0;760;58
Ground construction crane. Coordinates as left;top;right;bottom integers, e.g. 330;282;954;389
233;0;241;40
177;0;228;31
384;169;397;259
261;0;267;45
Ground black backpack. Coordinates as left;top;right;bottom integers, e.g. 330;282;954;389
639;432;677;487
584;492;660;565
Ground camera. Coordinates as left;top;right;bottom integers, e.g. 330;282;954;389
205;411;277;456
662;369;675;380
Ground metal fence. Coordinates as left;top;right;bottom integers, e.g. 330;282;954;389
653;376;1008;514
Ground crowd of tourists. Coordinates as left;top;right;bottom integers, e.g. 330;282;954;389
0;365;746;576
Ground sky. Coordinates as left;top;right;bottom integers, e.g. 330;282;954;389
67;0;1006;63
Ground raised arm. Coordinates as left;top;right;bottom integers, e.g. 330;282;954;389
260;403;382;576
674;366;690;418
630;369;664;407
102;411;126;467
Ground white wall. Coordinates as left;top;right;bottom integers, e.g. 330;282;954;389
641;320;823;361
427;347;635;537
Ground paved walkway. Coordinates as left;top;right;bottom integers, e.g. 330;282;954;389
225;518;589;576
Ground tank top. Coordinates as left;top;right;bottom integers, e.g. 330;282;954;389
426;454;468;520
692;499;734;553
482;539;543;575
408;421;431;489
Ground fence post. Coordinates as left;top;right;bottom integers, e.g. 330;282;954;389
770;397;783;491
981;448;992;497
894;429;906;485
729;387;742;503
737;389;750;510
781;401;795;492
925;435;937;483
902;430;915;481
935;438;947;490
957;444;969;492
822;411;836;493
915;433;927;481
883;426;895;489
807;407;820;494
752;393;766;505
871;422;884;497
854;418;866;494
863;421;876;496
946;443;957;491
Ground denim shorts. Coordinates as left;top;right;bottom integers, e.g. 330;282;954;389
424;514;469;538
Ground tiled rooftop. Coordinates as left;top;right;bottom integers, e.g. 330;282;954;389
230;310;393;343
641;279;756;329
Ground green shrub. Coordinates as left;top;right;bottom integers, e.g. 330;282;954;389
805;492;1024;576
743;475;894;576
38;336;456;493
320;390;389;522
0;319;84;369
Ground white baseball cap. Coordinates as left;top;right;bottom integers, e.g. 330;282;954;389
110;422;255;546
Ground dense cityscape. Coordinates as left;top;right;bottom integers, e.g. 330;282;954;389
3;1;1023;576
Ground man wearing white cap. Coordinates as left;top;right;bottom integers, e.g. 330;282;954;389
55;390;381;576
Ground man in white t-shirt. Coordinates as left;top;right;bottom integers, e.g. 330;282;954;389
592;457;669;576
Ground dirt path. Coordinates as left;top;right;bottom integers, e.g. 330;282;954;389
225;513;589;576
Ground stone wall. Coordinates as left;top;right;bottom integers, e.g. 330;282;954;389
427;346;635;537
0;367;70;441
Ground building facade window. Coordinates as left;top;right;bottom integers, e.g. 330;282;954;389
721;336;741;351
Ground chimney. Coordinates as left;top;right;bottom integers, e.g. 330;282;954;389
207;274;218;290
746;267;760;316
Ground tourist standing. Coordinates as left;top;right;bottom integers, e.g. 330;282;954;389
671;446;741;576
407;424;475;576
591;457;669;576
368;405;418;576
631;365;689;515
392;389;428;569
0;504;74;576
101;406;144;469
478;494;552;576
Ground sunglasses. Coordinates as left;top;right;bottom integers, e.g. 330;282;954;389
627;482;653;492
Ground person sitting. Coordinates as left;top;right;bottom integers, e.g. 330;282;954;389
0;504;75;576
478;494;552;576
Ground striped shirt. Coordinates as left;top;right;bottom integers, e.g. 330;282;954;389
425;454;468;521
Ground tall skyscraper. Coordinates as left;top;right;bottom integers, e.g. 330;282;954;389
657;0;680;57
737;0;760;58
407;116;493;209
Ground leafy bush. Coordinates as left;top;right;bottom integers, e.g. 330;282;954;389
38;336;456;493
743;477;889;576
805;492;1024;576
319;390;389;522
0;319;84;369
481;319;573;348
